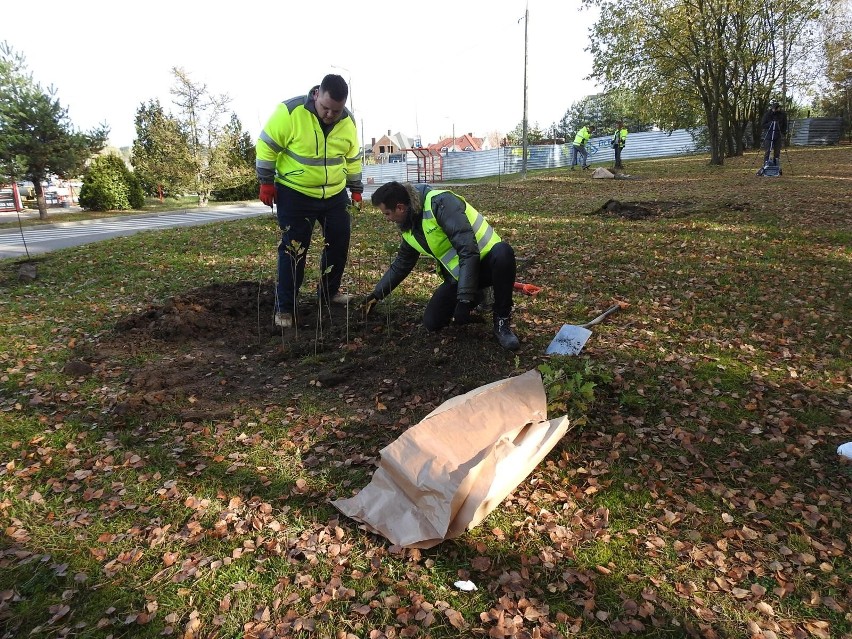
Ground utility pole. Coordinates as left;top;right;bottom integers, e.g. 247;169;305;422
521;3;529;178
781;0;788;109
331;64;364;155
331;65;354;113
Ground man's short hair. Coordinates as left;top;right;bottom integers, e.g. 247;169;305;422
371;181;410;209
320;74;349;102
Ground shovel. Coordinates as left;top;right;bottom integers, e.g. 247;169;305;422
545;302;625;356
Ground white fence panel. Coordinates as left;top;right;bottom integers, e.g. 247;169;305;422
790;118;844;146
363;162;407;186
363;128;706;185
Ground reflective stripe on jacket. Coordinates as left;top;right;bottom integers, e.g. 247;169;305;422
401;189;501;281
573;126;591;147
256;92;362;199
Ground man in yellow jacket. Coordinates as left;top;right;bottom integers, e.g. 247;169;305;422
570;124;596;170
256;74;363;328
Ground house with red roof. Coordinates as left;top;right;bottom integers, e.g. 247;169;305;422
427;132;485;153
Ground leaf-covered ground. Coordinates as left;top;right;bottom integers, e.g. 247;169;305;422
0;146;850;638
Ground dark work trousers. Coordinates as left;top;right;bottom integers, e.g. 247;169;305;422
571;144;588;167
614;144;624;169
763;124;782;164
423;242;517;331
275;184;350;315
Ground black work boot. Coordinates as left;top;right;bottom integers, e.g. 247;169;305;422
493;317;520;351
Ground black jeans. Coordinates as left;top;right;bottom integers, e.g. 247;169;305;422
275;185;350;314
423;242;516;331
763;132;782;164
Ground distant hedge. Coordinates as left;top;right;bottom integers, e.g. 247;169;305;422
212;176;259;202
79;154;145;211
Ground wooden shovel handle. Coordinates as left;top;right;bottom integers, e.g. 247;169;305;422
580;303;622;328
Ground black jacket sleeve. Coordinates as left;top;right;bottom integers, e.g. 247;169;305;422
372;241;420;300
431;192;480;302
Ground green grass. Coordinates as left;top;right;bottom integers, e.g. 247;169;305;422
1;146;851;638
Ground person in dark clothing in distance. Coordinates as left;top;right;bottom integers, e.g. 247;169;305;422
761;101;788;167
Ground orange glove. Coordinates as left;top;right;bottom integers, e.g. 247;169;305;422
259;183;276;206
513;282;542;296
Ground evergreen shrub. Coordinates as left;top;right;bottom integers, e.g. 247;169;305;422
78;154;145;211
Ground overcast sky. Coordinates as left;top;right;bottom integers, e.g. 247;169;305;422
2;0;601;148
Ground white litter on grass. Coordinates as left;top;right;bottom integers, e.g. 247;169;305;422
837;442;852;459
454;580;478;592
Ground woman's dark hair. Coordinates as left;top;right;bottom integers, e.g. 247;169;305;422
371;181;411;209
320;74;349;102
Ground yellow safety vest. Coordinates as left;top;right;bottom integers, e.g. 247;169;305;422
402;190;501;280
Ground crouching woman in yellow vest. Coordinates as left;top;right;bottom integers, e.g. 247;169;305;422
363;181;520;351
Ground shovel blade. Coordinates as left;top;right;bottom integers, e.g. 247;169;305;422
545;324;592;355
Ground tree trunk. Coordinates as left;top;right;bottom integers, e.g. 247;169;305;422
723;120;736;158
32;181;49;219
733;121;748;156
750;118;762;149
709;133;724;165
704;102;725;166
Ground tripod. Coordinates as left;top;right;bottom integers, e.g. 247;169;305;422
757;120;787;177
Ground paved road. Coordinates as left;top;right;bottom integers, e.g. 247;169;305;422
0;204;274;260
0;181;401;260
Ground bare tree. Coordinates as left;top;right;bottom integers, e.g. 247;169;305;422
168;67;253;206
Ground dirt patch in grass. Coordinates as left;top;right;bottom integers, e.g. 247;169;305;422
92;280;517;425
588;199;700;219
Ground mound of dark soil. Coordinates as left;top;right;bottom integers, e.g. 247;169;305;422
87;281;517;426
115;280;274;339
589;199;693;219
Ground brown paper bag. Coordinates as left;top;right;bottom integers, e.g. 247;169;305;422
332;369;570;548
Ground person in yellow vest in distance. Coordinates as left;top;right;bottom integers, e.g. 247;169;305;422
570;124;596;170
611;120;628;169
256;74;364;329
362;181;521;351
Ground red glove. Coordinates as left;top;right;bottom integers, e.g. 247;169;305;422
259;183;276;206
351;191;362;211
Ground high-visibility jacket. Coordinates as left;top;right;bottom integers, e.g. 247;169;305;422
371;184;501;302
573;126;592;147
612;127;628;148
402;189;501;282
255;89;362;199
